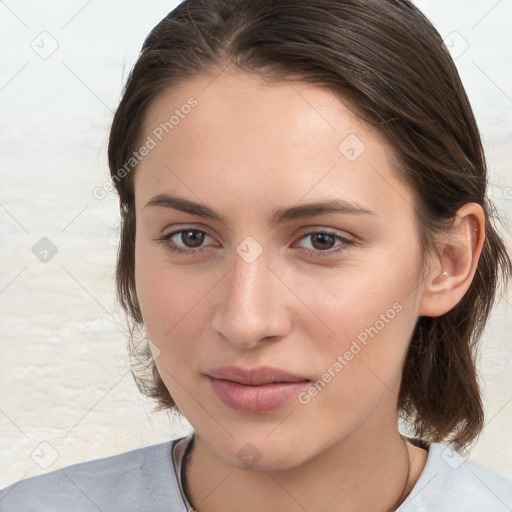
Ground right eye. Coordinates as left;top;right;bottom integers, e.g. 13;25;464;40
155;228;216;254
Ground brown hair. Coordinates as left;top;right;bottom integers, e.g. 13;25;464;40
108;0;511;448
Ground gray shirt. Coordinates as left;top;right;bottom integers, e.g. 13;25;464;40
1;433;511;511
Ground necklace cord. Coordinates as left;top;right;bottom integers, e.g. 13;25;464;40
387;435;412;512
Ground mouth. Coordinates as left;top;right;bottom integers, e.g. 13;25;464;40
206;366;311;414
207;365;310;385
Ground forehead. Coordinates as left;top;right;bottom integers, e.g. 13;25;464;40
142;71;382;156
135;72;414;223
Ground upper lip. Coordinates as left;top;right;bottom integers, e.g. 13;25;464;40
207;366;310;386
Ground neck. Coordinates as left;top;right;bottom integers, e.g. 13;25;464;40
183;414;427;512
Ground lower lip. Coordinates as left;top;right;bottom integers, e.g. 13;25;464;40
207;376;310;414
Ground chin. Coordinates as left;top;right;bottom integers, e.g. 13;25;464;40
211;434;311;472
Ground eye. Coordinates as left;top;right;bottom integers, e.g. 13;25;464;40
155;228;215;254
155;227;355;258
296;230;355;257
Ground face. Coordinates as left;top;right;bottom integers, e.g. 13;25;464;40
133;71;428;470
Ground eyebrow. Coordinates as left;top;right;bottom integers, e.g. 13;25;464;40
145;193;376;224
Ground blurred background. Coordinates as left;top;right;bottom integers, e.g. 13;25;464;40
1;0;511;488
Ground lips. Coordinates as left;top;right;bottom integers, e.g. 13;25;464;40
206;366;310;414
207;366;310;386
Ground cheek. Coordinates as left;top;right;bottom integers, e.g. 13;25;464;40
295;255;420;399
133;243;220;400
134;239;205;339
134;255;202;403
297;298;416;430
297;258;418;349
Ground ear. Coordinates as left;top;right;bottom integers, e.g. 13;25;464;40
418;203;485;317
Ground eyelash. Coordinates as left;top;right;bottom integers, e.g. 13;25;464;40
155;228;355;258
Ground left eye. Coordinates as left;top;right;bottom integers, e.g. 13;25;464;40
155;228;354;256
296;231;354;256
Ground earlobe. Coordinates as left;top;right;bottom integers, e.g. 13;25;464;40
418;203;485;317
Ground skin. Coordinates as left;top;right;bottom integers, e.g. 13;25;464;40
133;71;485;511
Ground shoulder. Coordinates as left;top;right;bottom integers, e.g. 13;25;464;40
400;441;512;512
0;438;187;512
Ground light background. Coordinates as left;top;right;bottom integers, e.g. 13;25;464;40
0;0;511;489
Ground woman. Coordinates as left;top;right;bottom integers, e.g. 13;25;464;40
1;0;511;510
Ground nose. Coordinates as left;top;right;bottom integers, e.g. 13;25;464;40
211;244;292;349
